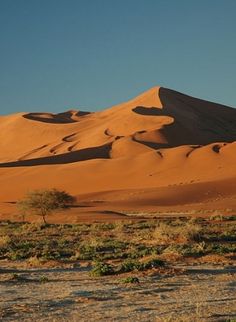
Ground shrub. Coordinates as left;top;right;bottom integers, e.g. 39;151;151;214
183;221;202;242
127;245;160;259
120;276;140;284
153;221;202;244
210;214;224;221
117;259;142;273
77;245;98;260
39;275;49;283
90;261;115;277
207;243;236;254
27;256;43;267
142;258;165;269
0;235;11;248
91;223;116;231
117;258;165;274
9;273;22;281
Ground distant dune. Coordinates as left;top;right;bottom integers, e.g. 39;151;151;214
0;87;235;222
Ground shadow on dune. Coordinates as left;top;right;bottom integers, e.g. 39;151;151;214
3;201;16;204
132;87;236;147
0;143;112;168
132;106;170;116
2;87;236;169
159;87;236;144
23;111;91;124
69;204;94;208
100;210;127;216
132;137;170;149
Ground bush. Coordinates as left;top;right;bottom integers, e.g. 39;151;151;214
120;276;140;284
153;221;202;244
90;261;115;277
142;258;165;269
117;259;142;273
117;258;165;274
39;275;49;283
0;235;11;248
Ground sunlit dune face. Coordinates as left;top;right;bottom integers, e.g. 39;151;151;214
0;86;235;218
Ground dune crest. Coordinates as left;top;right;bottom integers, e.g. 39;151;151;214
1;86;235;163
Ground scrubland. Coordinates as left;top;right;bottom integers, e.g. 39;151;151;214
0;216;235;321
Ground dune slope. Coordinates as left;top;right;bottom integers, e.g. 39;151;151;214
0;86;235;220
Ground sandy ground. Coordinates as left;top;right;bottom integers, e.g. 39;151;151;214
0;263;236;322
1;183;235;224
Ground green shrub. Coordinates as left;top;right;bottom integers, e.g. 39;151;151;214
77;245;97;260
207;243;236;254
164;243;206;257
117;259;142;273
117;257;165;274
90;261;114;277
142;258;165;269
39;275;49;283
120;276;140;284
10;273;20;280
127;245;160;259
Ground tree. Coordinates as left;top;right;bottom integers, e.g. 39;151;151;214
17;188;76;224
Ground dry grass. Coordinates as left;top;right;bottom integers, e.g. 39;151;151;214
0;217;235;269
0;217;235;322
27;256;44;267
152;221;202;244
0;235;11;248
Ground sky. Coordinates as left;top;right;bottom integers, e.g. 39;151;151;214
0;0;236;115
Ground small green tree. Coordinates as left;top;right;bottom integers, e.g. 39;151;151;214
17;189;76;224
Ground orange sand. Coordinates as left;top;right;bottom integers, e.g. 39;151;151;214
0;87;235;222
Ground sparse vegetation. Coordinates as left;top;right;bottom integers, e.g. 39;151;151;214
120;276;140;284
152;221;202;244
117;259;142;273
39;275;49;283
0;235;11;248
0;216;235;274
0;216;235;322
90;261;114;276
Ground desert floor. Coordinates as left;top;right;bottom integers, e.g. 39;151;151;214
0;263;236;322
0;218;235;321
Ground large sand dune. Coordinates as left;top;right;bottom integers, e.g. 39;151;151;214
0;87;236;221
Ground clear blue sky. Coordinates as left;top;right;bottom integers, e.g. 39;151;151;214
0;0;236;115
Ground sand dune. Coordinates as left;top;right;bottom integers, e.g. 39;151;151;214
0;86;235;221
